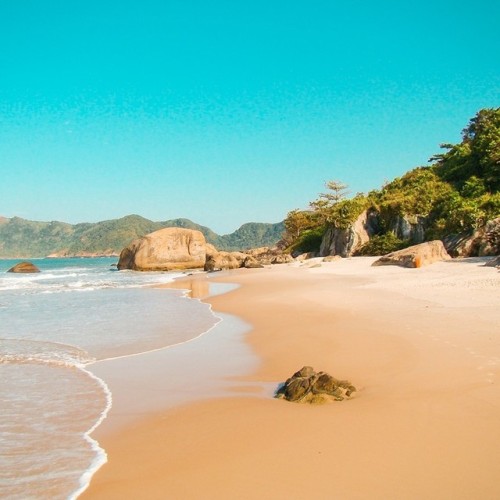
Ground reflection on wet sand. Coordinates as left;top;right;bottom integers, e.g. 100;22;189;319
161;276;210;299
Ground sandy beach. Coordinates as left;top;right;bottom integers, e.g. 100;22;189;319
83;257;500;499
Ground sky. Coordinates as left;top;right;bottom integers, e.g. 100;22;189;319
0;1;499;234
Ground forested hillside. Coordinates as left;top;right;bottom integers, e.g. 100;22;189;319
283;108;500;256
0;215;284;258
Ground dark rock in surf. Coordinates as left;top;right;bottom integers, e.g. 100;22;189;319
7;261;41;273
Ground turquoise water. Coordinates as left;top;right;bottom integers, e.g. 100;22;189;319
0;258;219;499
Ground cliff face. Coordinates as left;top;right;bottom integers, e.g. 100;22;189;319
443;217;500;257
389;215;427;244
319;211;500;258
319;210;379;257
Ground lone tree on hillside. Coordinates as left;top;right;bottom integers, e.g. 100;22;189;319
309;180;349;224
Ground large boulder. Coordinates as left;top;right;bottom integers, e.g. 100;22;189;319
275;366;356;404
372;240;451;268
7;261;41;273
117;227;206;271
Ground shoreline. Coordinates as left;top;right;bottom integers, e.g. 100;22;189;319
83;257;500;499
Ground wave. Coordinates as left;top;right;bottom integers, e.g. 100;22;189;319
0;264;185;295
0;338;94;367
70;366;112;500
0;337;112;499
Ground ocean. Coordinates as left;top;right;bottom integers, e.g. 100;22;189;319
0;258;223;499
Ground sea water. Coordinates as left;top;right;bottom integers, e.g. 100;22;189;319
0;258;220;499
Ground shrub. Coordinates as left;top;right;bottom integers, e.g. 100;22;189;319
355;232;409;256
289;227;325;255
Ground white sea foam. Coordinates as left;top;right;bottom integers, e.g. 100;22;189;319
0;258;222;498
69;365;112;500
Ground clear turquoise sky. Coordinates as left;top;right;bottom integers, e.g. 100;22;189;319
1;1;499;234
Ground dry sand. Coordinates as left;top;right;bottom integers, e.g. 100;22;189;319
83;257;500;499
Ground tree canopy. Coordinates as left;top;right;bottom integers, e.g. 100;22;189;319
431;107;500;192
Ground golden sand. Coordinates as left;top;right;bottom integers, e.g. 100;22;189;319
83;257;500;499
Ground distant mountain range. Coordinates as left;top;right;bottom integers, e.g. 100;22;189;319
0;215;285;258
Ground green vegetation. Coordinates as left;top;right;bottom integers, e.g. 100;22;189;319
288;226;326;255
2;108;498;259
283;108;500;255
218;222;285;251
355;233;408;256
432;108;500;192
0;216;284;258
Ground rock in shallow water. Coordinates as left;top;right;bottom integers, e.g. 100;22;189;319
7;261;41;273
275;366;356;404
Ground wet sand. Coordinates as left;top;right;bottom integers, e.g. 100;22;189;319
83;257;500;499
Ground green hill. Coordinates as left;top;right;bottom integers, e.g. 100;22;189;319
0;215;285;258
283;107;500;256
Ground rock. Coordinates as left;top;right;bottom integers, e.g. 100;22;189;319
204;246;293;271
204;251;247;271
444;218;500;257
485;255;500;268
245;246;272;258
117;228;206;271
205;243;219;258
7;261;41;273
372;240;451;268
320;209;379;258
389;214;427;244
276;366;356;404
322;255;342;263
243;256;264;269
295;252;318;261
246;246;294;266
270;254;294;264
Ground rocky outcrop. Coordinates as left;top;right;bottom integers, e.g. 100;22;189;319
389;214;427;244
245;246;294;265
444;218;500;257
275;366;356;404
7;261;41;273
320;209;379;258
117;228;206;271
205;246;293;271
373;240;451;268
204;251;247;271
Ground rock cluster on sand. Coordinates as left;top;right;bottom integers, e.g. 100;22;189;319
204;246;294;271
372;240;451;268
117;227;296;272
275;366;356;404
117;227;206;271
7;261;41;273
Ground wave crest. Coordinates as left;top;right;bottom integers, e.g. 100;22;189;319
0;338;94;367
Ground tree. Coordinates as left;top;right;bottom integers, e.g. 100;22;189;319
283;209;318;245
431;108;500;192
309;180;349;224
